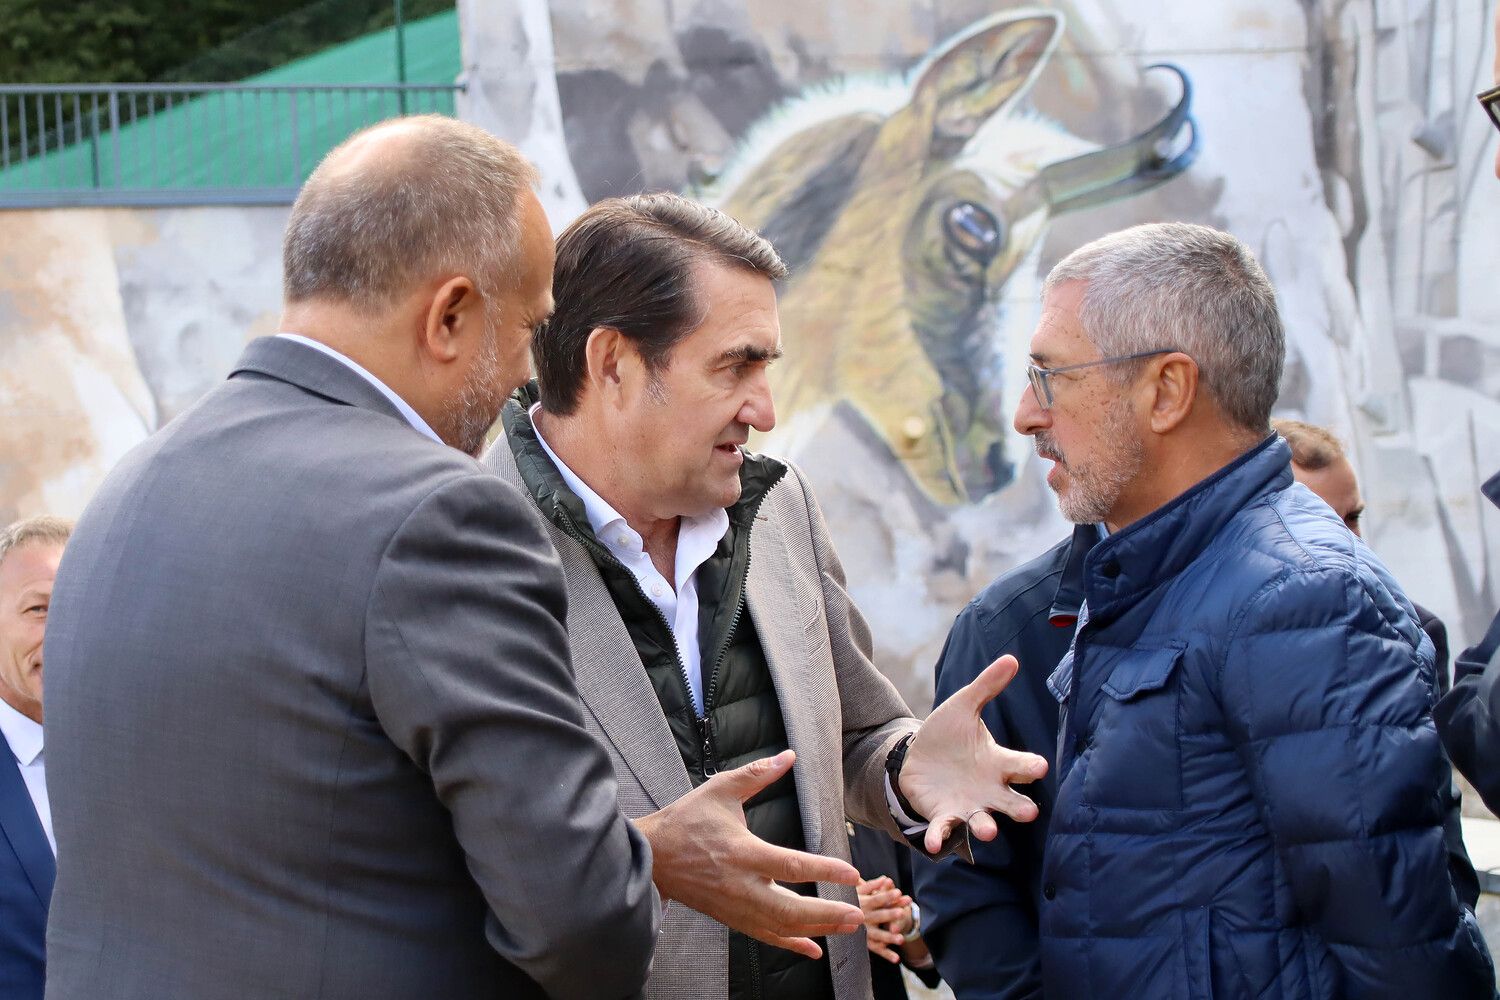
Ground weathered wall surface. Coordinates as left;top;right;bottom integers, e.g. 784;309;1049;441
0;0;1496;716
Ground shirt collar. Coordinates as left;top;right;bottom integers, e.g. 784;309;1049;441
0;698;42;765
529;404;729;561
275;334;443;446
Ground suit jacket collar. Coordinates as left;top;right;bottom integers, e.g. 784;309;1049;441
0;732;53;905
488;433;693;811
228;336;409;427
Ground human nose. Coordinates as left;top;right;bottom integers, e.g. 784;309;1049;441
741;372;777;433
1014;378;1048;437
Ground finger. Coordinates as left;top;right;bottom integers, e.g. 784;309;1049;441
756;932;824;961
952;654;1020;713
866;925;904;946
986;785;1041;823
995;747;1049;784
759;883;865;936
707;749;796;804
870;943;901;963
858;893;900;911
864;907;907;925
745;839;860;886
924;813;961;855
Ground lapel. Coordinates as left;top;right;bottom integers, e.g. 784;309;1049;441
0;734;53;906
484;430;691;812
744;515;825;855
546;525;694;811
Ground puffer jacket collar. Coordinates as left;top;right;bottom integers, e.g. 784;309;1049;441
1084;433;1288;615
501;381;787;536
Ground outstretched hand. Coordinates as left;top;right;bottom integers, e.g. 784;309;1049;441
633;750;864;959
898;654;1049;854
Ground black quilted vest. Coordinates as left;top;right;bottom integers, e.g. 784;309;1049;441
504;391;834;1000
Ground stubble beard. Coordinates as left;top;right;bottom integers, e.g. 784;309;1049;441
1039;399;1144;525
449;320;508;457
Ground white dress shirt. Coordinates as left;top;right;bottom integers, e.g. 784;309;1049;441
276;334;443;444
0;698;53;855
531;405;728;717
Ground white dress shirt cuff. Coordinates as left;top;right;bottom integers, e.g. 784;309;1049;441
884;772;928;836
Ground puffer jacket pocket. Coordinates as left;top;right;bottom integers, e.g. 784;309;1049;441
1083;644;1187;809
1183;907;1215;1000
1102;643;1185;700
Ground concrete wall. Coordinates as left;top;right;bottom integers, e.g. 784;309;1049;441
0;0;1497;717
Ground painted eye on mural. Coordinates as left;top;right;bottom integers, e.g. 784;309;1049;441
943;202;1005;268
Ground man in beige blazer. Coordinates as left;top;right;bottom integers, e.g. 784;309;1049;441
484;193;1048;1000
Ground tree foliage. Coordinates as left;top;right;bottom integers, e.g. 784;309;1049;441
0;0;453;84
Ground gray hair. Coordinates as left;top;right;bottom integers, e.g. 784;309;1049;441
282;114;539;310
0;516;71;569
1044;222;1285;433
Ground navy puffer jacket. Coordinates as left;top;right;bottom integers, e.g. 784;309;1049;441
1040;436;1494;999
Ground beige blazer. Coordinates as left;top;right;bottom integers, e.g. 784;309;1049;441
486;434;918;1000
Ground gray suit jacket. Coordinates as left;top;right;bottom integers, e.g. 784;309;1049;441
43;337;658;1000
486;432;918;1000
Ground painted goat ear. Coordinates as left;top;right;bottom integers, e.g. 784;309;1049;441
908;11;1062;160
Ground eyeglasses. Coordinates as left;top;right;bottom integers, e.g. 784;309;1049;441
1025;348;1181;409
1481;85;1500;134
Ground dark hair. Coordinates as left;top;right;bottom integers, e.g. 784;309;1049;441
535;192;788;415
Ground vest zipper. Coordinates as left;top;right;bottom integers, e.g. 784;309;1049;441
552;505;715;776
700;491;771;774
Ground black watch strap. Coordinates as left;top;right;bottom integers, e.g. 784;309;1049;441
884;732;927;823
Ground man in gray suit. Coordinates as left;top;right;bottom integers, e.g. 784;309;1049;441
486;193;1049;1000
40;116;663;1000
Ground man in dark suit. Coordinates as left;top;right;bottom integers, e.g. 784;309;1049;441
0;516;68;1000
42;116;662;1000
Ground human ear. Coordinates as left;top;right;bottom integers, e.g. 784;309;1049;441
420;277;481;363
584;326;627;397
1146;353;1198;434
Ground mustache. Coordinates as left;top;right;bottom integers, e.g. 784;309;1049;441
1034;434;1066;466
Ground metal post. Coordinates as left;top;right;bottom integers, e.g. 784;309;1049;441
395;0;408;115
289;90;302;183
108;88;122;189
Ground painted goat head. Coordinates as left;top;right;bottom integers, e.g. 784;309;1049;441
712;8;1197;504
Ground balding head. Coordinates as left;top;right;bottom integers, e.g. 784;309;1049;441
282;115;539;311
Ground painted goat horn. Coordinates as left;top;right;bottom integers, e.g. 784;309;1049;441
1036;63;1201;217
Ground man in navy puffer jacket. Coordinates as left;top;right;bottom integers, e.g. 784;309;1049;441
1013;221;1494;999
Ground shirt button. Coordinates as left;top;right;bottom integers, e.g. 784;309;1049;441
652;584;665;598
1043;882;1056;901
616;534;630;546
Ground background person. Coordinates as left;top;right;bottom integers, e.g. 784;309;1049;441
0;516;68;1000
1435;0;1500;814
910;523;1095;1000
847;822;941;1000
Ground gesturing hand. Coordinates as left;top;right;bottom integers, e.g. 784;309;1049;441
633;750;864;959
898;654;1049;854
856;875;911;964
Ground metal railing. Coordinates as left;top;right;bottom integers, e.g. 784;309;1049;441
0;82;464;208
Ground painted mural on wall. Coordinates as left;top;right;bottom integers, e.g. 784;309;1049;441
0;0;1496;714
526;0;1500;708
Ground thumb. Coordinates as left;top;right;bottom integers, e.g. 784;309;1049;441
953;654;1020;713
707;749;796;803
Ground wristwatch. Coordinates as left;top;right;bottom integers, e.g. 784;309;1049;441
906;901;923;939
884;732;927;823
